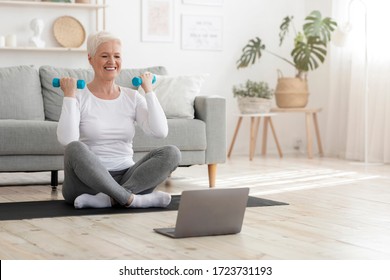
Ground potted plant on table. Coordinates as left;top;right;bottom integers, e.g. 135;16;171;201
233;80;274;114
236;10;337;108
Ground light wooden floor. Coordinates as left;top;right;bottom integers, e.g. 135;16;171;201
1;155;390;260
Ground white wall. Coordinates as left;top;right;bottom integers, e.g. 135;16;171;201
0;0;333;157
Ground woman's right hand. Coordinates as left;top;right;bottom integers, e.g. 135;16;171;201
60;77;77;98
139;72;154;94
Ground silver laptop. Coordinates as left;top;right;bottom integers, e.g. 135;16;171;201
154;187;249;238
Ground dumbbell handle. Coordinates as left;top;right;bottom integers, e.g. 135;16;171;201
132;75;156;87
52;78;86;89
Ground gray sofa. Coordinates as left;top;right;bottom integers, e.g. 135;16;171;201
0;65;226;189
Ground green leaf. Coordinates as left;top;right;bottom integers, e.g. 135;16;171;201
303;10;337;44
236;37;265;69
279;16;294;46
291;38;327;72
291;11;336;73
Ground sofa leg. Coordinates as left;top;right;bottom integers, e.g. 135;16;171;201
208;164;217;188
51;170;58;191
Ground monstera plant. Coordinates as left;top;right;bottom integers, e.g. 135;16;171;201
237;10;337;79
236;10;337;108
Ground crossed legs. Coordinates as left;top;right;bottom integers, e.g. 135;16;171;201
62;141;181;209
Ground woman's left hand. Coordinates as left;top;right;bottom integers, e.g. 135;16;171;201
140;72;153;93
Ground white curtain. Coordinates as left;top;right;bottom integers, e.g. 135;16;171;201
328;0;390;163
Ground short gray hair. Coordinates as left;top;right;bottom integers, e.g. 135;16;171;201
87;31;121;57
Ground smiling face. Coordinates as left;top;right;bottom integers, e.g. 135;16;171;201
88;40;122;81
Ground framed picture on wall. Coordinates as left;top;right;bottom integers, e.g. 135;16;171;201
142;0;174;42
181;15;223;51
182;0;223;6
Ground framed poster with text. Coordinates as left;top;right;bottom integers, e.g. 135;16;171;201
181;15;223;51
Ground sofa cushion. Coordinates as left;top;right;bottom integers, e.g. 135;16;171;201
0;120;64;155
116;66;168;89
39;65;94;121
133;119;207;152
138;74;208;119
39;65;168;121
0;65;44;120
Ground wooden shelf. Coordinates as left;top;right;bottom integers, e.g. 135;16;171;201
0;1;106;9
0;0;107;51
0;46;86;52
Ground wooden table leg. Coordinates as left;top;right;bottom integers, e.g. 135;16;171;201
268;117;283;158
253;117;261;157
249;117;254;160
305;112;313;159
227;116;243;158
313;112;324;156
250;117;260;161
261;117;269;156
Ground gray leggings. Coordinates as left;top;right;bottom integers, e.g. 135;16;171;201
61;141;181;206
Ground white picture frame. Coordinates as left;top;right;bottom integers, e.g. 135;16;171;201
182;0;223;6
181;15;223;51
142;0;174;42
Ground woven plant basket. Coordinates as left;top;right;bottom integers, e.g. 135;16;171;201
237;97;272;114
275;72;309;108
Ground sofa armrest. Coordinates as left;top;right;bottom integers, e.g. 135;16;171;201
194;95;226;164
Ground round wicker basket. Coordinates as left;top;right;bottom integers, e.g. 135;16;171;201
275;77;309;108
53;16;86;48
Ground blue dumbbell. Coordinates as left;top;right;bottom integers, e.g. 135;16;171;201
131;75;157;87
52;78;86;89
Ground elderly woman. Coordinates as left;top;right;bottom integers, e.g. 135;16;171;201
57;31;181;209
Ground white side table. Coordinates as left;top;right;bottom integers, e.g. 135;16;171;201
227;113;283;160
